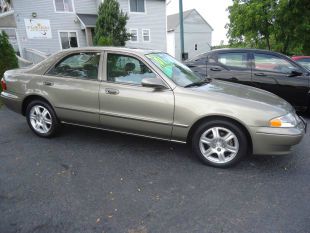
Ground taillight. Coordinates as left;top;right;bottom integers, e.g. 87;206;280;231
1;78;7;91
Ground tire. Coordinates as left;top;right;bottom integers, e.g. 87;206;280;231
191;119;248;168
26;100;60;138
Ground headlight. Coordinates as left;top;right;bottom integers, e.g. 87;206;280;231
269;113;299;128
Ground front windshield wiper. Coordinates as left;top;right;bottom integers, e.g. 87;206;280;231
184;79;211;88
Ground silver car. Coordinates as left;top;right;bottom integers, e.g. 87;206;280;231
1;47;307;167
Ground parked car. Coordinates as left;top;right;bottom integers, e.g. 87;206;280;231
185;49;310;112
292;56;310;71
1;47;306;167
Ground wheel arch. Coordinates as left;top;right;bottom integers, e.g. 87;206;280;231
187;115;253;154
21;95;54;116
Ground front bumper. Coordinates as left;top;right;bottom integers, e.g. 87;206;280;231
250;118;306;155
0;91;22;114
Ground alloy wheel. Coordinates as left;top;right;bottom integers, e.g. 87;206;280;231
199;127;239;164
29;105;52;134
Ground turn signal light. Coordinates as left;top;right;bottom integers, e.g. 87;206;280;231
1;78;7;91
269;119;282;127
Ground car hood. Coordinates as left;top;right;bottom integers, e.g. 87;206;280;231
190;80;293;113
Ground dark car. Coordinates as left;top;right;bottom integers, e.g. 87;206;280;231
185;49;310;111
292;56;310;71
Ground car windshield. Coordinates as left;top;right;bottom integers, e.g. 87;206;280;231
146;53;204;87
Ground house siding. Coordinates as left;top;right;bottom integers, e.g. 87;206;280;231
11;0;166;58
75;0;98;14
12;0;89;56
119;0;167;51
170;10;212;60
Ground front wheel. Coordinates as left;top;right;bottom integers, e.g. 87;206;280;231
191;120;248;168
26;100;59;138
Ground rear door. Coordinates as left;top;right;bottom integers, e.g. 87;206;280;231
251;52;309;109
43;51;102;126
208;52;253;86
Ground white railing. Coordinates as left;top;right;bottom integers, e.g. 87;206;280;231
24;48;49;64
0;0;12;13
16;55;33;68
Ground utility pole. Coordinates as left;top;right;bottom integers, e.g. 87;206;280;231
178;0;186;60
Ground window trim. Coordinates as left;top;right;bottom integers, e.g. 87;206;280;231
58;30;79;50
129;28;139;43
53;0;75;13
45;51;102;81
142;29;151;42
128;0;147;14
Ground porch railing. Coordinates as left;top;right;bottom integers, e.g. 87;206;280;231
24;48;49;64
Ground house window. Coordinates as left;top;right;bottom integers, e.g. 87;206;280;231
129;0;145;13
130;29;138;42
54;0;73;12
142;29;150;42
59;31;78;49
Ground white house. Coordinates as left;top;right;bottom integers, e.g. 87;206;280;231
0;0;167;63
167;9;213;60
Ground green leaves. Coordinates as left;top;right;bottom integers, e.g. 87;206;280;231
0;31;18;88
227;0;310;55
93;0;130;46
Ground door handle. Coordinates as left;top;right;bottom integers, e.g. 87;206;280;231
254;73;266;77
210;67;221;71
105;88;119;95
43;81;54;86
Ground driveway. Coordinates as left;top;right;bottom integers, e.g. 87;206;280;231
0;106;309;233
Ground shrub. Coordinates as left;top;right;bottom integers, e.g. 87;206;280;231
0;31;18;92
94;0;130;46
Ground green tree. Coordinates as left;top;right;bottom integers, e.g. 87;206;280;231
0;31;18;91
94;0;130;46
226;0;310;55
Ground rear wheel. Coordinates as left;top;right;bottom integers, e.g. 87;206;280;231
192;119;248;168
26;100;59;137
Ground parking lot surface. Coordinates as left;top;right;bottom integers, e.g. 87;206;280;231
0;106;309;233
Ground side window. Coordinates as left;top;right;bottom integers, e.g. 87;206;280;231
296;58;310;70
107;54;156;85
254;53;297;73
217;53;248;68
47;52;100;80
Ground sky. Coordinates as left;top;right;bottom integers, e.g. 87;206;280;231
166;0;232;46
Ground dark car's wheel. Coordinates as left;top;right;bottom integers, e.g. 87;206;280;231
192;119;248;168
26;100;59;138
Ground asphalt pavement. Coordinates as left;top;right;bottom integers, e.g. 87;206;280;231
0;106;309;233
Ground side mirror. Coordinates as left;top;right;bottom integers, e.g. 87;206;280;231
141;78;168;89
287;70;303;77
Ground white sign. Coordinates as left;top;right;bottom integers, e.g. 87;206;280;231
24;19;52;39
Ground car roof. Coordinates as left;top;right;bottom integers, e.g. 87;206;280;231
58;46;162;56
210;48;285;54
187;48;291;61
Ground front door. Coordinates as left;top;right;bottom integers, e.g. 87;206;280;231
99;52;174;139
43;52;101;125
251;52;309;110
